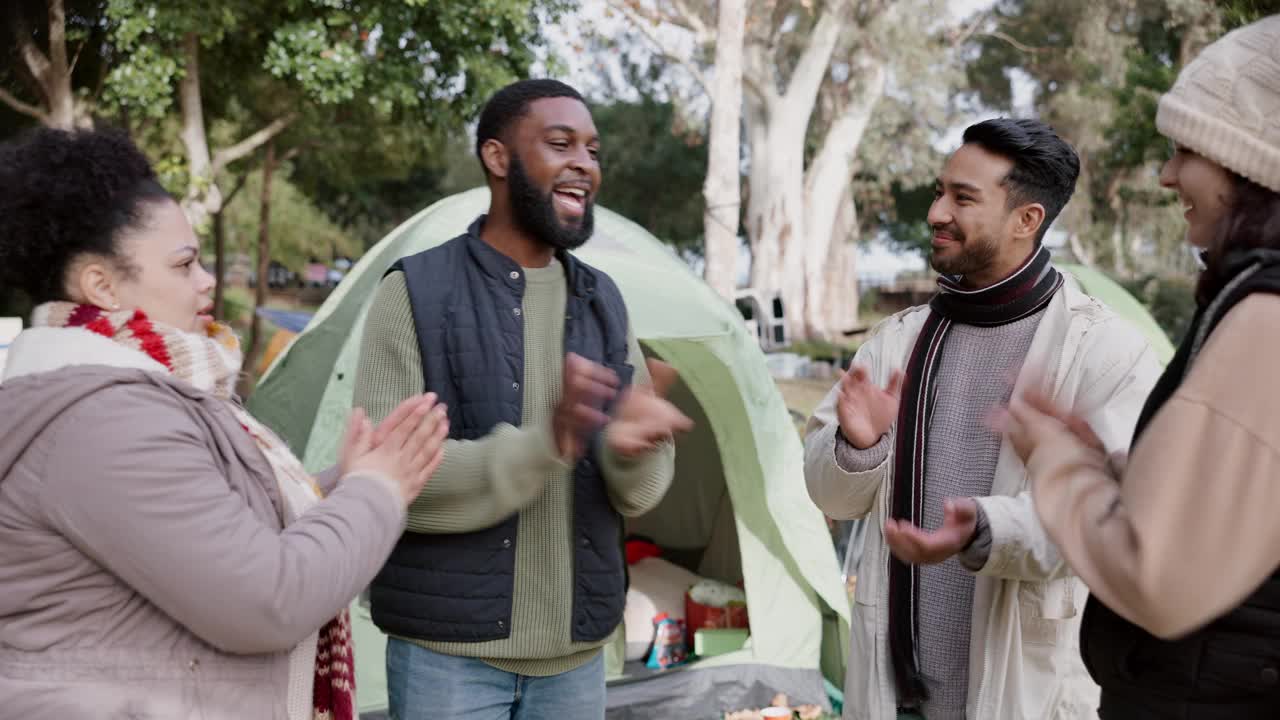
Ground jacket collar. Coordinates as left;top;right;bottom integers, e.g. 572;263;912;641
2;326;167;383
464;215;595;298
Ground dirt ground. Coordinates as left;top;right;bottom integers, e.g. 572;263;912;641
775;377;836;422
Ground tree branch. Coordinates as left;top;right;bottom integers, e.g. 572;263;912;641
782;0;848;110
806;58;886;198
0;86;49;122
981;30;1045;54
742;39;779;106
10;5;51;87
606;0;711;96
212;113;299;175
47;0;69;76
223;169;252;208
69;37;87;76
664;0;712;41
949;10;990;48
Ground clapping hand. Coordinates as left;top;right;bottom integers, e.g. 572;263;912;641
606;359;694;459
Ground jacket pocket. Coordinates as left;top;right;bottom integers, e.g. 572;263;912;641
1018;580;1073;646
847;600;879;720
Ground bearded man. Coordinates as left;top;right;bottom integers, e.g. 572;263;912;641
354;79;691;720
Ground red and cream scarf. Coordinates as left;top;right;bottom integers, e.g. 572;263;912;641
33;302;356;720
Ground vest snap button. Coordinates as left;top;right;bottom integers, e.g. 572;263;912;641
512;382;520;391
497;620;505;629
1262;667;1278;685
503;538;512;548
509;271;519;280
512;307;521;317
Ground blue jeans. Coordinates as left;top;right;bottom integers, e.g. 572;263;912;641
386;638;606;720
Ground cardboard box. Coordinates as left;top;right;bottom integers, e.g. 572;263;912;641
693;628;749;658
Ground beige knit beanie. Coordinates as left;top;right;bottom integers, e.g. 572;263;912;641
1156;14;1280;193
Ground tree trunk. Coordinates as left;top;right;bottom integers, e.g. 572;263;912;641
1;0;91;129
44;0;74;128
1107;175;1130;278
745;94;808;335
1068;231;1095;267
821;193;860;338
241;142;276;396
741;1;848;342
213;209;228;320
800;59;885;339
178;32;221;232
702;0;746;301
211;172;251;321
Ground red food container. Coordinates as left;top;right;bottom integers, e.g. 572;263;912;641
684;590;750;649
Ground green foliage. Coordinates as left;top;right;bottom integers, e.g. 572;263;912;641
1102;48;1177;174
1217;0;1280;29
263;21;365;105
0;287;33;322
1120;273;1197;343
220;286;256;326
873;183;936;258
288;128;482;250
789;338;858;366
101;45;183;120
965;0;1223;279
215;166;360;272
592;94;709;255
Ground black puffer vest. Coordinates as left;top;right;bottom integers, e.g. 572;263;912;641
1084;249;1280;719
368;216;634;644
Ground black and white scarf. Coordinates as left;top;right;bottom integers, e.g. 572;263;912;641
888;245;1064;705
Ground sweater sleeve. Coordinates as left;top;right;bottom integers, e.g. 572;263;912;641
1029;295;1280;639
353;271;568;533
38;386;406;655
597;329;676;517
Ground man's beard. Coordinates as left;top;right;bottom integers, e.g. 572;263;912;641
508;154;594;251
929;223;1000;278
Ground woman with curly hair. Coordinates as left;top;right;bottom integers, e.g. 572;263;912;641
999;15;1280;719
0;127;449;719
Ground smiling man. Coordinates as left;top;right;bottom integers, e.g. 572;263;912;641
804;118;1161;720
354;79;690;720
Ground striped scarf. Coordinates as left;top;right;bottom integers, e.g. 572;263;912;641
887;247;1063;705
33;302;356;720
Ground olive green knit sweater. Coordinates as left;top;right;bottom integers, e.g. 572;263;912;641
353;262;674;676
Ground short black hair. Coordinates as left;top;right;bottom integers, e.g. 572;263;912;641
962;118;1080;243
0;127;172;303
474;79;587;173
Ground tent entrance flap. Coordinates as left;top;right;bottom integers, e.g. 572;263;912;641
625;360;742;584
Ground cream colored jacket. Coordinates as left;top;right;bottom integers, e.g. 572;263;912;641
805;279;1161;720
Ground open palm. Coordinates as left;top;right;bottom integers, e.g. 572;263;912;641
836;365;905;449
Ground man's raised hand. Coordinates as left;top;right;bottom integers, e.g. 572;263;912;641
836;365;905;449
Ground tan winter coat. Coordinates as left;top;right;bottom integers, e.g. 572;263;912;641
0;326;405;719
1029;293;1280;641
804;279;1162;720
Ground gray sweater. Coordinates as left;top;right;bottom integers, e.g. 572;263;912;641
836;308;1044;719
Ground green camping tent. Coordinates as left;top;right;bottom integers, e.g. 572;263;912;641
248;188;851;719
1059;263;1175;364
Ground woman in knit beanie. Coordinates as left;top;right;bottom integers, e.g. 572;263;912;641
0;127;449;719
997;15;1280;719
